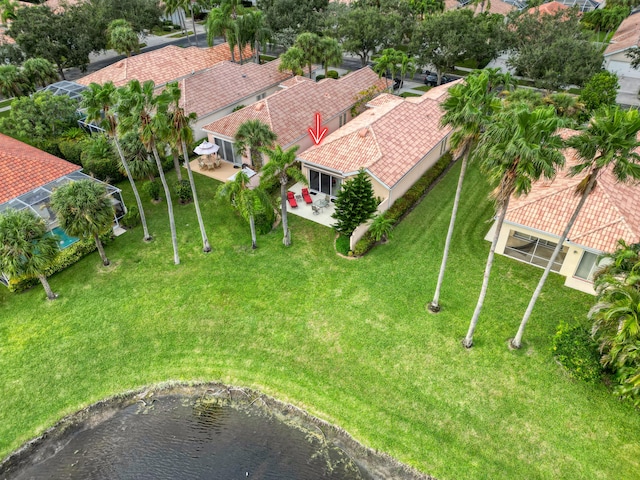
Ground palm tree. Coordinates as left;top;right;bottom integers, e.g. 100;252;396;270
81;81;152;242
107;21;140;57
260;144;305;246
0;209;59;300
593;240;640;289
278;46;305;77
164;0;192;46
463;104;565;348
118;79;180;265
244;10;270;64
0;64;28;98
369;213;394;243
50;180;115;267
373;48;400;90
512;106;640;349
317;37;342;76
294;32;321;79
21;58;58;89
217;170;272;249
166;82;211;253
206;4;235;61
398;52;416;89
119;131;158;181
234;119;277;170
429;70;507;313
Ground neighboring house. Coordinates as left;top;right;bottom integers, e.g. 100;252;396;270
0;133;126;285
172;59;292;140
296;83;455;243
604;11;640;79
527;0;569;15
201;67;386;167
492;130;640;294
446;0;516;15
76;43;253;88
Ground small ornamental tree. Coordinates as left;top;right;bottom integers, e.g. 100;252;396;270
332;169;378;237
579;71;620;113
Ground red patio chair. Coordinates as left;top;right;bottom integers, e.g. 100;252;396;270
287;191;298;208
301;188;313;204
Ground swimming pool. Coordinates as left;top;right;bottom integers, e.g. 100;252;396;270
49;226;79;249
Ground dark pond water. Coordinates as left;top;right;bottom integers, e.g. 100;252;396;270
7;395;368;480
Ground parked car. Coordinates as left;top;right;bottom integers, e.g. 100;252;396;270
424;72;455;86
393;77;403;90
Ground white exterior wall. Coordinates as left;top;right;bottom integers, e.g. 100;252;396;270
605;52;640;79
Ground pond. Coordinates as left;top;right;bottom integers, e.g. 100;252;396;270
2;386;387;480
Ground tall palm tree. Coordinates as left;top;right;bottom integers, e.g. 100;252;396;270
50;180;115;267
317;36;342;75
206;4;235;61
81;81;152;242
0;209;59;300
118;79;180;265
164;0;192;46
234;119;277;170
512;106;640;349
260;144;305;246
429;70;507;313
244;10;271;64
463;104;565;348
217;170;272;249
278;46;305;77
294;32;321;79
166;82;211;253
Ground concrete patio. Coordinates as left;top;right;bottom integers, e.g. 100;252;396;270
282;183;336;228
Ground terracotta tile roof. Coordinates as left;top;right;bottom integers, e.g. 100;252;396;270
202;67;387;146
445;0;515;15
174;59;292;118
604;11;640;56
505;129;640;252
279;76;314;89
527;1;568;15
76;43;253;87
298;92;452;188
0;27;14;45
0;133;81;204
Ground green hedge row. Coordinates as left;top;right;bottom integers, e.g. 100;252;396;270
8;233;113;293
353;152;453;256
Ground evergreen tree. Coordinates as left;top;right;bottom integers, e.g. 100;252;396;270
332;169;378;237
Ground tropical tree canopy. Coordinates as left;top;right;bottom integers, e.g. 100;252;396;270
0;208;59;300
234;119;277;170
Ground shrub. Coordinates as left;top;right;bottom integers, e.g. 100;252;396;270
120;206;140;229
144;180;161;201
254;209;275;235
81;156;125;183
58;138;85;165
315;74;326;82
552;322;603;383
353;152;452;256
335;234;350;255
174;180;193;204
232;104;245;112
326;70;339;79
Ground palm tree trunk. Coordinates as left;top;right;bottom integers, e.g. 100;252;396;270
512;173;598;348
249;214;257;249
430;148;469;312
181;9;192;46
152;146;180;265
308;63;313;79
172;149;183;181
254;39;260;64
113;137;152;242
181;140;211;253
94;233;110;266
463;195;511;348
280;181;290;246
38;274;57;300
190;5;198;45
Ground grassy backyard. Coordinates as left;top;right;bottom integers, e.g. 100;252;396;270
1;162;638;479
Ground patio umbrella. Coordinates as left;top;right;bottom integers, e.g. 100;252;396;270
193;141;220;156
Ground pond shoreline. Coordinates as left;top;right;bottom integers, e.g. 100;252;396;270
0;381;435;480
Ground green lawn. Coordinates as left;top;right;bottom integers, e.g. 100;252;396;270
1;163;638;479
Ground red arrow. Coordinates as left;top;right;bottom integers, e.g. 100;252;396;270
307;112;328;146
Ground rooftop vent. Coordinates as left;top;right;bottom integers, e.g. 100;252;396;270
358;128;368;138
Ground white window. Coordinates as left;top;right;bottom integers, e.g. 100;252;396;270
574;251;601;281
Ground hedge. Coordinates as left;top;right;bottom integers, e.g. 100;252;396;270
353;152;453;256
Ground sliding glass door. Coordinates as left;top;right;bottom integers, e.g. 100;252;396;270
309;169;342;197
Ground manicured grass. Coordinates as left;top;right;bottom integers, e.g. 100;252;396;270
168;30;194;38
400;92;421;98
413;85;433;92
0;98;12;108
1;164;638;480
